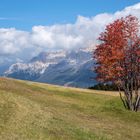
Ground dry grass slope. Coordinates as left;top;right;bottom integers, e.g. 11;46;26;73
0;78;139;140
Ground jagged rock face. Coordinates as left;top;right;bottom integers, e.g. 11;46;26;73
30;51;66;63
4;47;96;87
36;59;96;88
4;51;66;80
4;62;50;80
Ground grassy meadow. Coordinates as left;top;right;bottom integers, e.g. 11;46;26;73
0;78;139;140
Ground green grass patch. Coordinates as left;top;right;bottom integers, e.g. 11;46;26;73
0;78;139;140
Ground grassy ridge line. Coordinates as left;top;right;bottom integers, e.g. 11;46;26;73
5;77;119;97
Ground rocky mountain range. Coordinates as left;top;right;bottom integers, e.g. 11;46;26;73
4;47;96;88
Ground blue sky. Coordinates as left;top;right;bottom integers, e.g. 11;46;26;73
0;0;140;30
0;1;140;65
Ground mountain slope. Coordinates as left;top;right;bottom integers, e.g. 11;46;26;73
0;78;139;140
4;51;66;81
5;47;96;87
36;59;96;87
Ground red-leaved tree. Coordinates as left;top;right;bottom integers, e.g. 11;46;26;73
94;15;140;111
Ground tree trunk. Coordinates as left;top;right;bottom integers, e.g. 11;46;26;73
118;85;140;111
122;91;140;111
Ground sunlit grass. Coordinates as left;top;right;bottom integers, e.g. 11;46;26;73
0;78;139;140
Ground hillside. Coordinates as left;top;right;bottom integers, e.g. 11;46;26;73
0;78;140;140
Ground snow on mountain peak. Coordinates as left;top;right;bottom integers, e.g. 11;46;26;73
4;47;96;87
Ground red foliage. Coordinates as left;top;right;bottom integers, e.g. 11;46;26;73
94;15;140;84
94;15;140;111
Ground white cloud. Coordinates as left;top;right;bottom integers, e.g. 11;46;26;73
0;2;140;62
0;28;29;55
